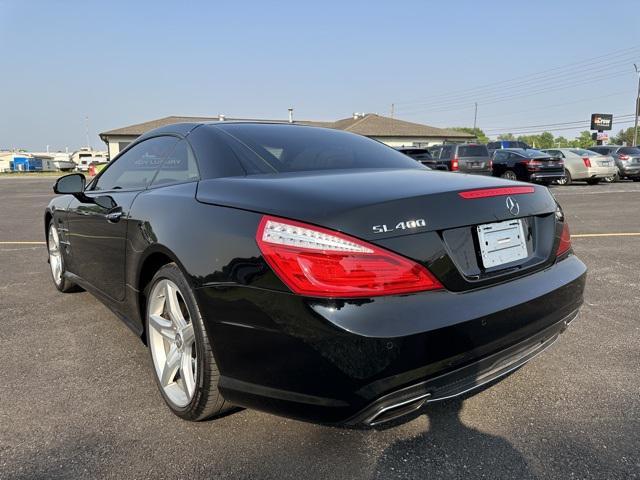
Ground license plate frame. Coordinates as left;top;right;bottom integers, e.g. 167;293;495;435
477;219;528;269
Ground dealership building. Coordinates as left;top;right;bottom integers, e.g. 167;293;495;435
99;113;475;159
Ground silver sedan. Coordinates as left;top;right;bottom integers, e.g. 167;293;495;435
541;148;617;185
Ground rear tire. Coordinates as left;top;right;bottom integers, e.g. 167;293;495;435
145;263;232;421
586;178;601;185
500;170;518;181
47;221;80;293
633;178;640;182
603;173;619;183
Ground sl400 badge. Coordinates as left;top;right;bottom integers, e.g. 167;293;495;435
372;219;426;234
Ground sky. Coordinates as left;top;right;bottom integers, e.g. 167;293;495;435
1;0;639;151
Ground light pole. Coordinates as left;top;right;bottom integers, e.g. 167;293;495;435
473;102;478;131
634;64;640;146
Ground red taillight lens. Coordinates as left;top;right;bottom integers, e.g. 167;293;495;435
619;154;630;161
256;215;443;298
556;221;572;257
488;159;493;169
451;158;459;171
582;157;592;168
459;186;534;199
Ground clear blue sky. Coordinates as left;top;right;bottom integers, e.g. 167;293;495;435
1;0;639;151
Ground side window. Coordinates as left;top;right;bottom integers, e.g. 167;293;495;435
440;146;453;159
150;140;200;187
494;151;506;161
94;136;178;191
428;146;442;159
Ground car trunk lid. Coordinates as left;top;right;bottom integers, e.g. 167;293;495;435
196;169;556;240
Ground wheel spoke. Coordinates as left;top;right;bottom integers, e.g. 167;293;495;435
165;282;186;328
161;345;181;386
180;349;195;398
181;323;195;347
149;314;175;341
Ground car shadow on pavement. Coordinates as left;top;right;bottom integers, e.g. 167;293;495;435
372;397;537;480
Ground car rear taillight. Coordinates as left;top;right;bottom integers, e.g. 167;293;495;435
582;157;592;168
487;159;493;169
556;221;572;257
619;154;630;161
527;159;543;170
451;157;459;171
256;215;443;298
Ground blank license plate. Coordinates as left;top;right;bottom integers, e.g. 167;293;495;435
477;219;528;268
599;161;611;166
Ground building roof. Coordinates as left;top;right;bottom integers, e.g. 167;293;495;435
99;113;475;141
329;114;474;139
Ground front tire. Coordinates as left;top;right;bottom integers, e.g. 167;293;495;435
47;221;79;293
603;173;619;183
146;263;231;421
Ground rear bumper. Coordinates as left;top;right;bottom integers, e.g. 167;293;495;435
529;171;565;182
196;254;586;426
587;165;618;178
460;169;493;176
346;311;575;426
620;165;640;177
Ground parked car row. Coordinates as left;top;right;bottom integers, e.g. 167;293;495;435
397;143;639;185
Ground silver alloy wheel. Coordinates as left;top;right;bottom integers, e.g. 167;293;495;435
48;226;63;285
502;171;517;180
148;279;197;408
556;175;568;185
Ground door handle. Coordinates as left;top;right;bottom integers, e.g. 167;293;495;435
106;209;123;223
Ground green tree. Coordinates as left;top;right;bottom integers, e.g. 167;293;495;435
569;131;594;148
537;131;555;149
449;127;489;144
609;127;636;145
497;133;516;140
555;136;570;147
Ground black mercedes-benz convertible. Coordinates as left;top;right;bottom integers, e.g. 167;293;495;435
45;122;586;426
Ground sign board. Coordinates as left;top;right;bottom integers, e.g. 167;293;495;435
590;113;613;131
596;132;609;141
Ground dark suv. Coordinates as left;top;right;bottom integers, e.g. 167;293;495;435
427;143;492;175
492;148;565;184
588;145;640;181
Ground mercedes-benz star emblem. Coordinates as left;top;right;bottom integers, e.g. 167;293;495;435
505;196;520;216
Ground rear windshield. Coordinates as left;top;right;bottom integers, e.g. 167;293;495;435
521;149;549;158
570;149;596;156
619;147;640;155
458;145;488;157
213;124;422;174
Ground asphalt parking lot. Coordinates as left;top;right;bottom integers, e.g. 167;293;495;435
1;177;638;479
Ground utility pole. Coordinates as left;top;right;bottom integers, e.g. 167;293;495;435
634;64;640;146
473;102;478;131
390;103;395;118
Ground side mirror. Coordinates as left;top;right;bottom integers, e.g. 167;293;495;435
53;173;86;195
